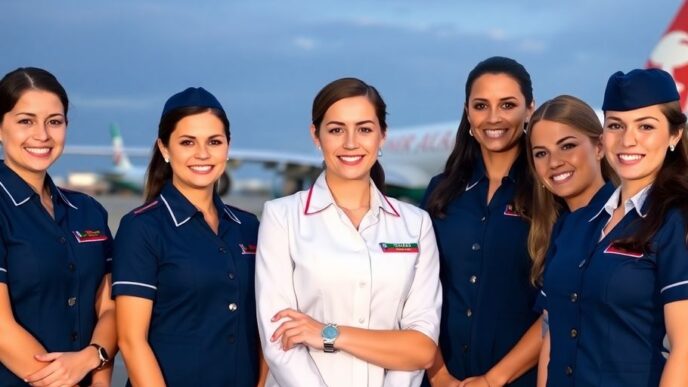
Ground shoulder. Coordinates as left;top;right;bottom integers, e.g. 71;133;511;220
657;208;688;241
56;187;106;212
224;203;259;227
385;196;431;224
263;189;306;214
426;173;446;193
117;200;165;234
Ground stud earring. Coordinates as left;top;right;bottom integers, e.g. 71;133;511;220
164;158;169;163
670;143;676;152
469;129;474;137
378;148;383;157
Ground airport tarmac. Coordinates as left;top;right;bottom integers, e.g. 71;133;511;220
96;192;270;386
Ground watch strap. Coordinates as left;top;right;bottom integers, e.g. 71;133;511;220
88;343;109;370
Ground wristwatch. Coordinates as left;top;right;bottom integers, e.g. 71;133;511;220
321;323;339;353
88;343;110;370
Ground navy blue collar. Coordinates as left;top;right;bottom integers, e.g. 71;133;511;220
465;152;522;191
0;161;77;209
159;181;240;227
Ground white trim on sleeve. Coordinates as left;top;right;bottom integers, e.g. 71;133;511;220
661;280;688;294
112;281;157;290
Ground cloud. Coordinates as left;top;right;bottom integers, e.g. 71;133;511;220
292;36;317;51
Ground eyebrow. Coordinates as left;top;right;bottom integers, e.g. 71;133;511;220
556;135;577;145
471;96;518;102
178;134;225;139
605;115;660;123
14;112;64;118
325;120;376;126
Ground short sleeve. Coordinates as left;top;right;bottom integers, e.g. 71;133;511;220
657;211;688;304
398;210;442;342
93;198;114;273
111;214;159;300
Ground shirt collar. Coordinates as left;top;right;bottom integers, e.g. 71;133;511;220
0;161;77;209
303;172;400;217
464;153;522;192
589;183;651;222
159;181;239;227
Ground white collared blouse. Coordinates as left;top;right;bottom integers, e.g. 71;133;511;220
255;172;442;387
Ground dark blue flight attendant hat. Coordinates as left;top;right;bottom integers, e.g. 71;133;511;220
602;68;680;111
161;87;225;118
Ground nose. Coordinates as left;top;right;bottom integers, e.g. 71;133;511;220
548;150;565;169
195;143;210;159
621;127;637;147
487;107;502;124
343;130;357;150
32;122;50;141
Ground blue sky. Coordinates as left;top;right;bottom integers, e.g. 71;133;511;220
0;0;682;174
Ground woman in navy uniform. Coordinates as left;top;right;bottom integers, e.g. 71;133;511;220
113;87;266;386
523;95;616;384
423;57;541;387
538;69;688;386
0;68;116;386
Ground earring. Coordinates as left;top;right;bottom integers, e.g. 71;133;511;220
164;158;169;163
316;145;321;151
670;143;676;152
469;129;474;137
378;148;383;157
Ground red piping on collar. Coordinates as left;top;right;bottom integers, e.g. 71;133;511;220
382;195;400;217
134;200;159;215
303;185;327;215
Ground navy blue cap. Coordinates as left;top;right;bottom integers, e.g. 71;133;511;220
161;87;225;118
602;68;679;111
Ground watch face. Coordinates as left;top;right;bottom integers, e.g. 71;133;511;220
322;325;338;340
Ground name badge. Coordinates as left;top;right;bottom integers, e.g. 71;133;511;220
239;244;257;255
604;243;644;259
503;204;520;217
73;230;108;243
380;243;419;253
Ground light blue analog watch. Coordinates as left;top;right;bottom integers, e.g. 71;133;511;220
321;323;339;353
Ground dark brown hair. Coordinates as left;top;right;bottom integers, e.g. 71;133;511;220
612;101;688;253
525;95;616;285
144;106;230;201
0;67;69;122
311;77;387;190
425;57;534;218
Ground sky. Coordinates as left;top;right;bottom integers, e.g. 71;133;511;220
0;0;683;175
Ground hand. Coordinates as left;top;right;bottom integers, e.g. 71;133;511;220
25;348;99;387
270;308;325;351
460;375;501;387
430;372;461;387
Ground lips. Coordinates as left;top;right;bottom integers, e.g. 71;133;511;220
189;165;213;174
617;153;644;165
337;155;364;165
484;129;508;138
24;147;52;158
551;171;573;183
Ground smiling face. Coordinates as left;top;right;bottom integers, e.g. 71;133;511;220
603;104;683;195
466;73;533;154
311;96;385;185
0;90;66;182
157;111;229;195
530;119;605;210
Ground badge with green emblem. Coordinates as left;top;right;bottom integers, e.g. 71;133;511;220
379;242;419;253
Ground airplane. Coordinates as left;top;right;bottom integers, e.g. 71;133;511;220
59;0;688;202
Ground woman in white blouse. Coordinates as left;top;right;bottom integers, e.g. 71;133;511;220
255;77;442;387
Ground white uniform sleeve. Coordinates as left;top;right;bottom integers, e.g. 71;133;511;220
384;210;442;387
255;200;328;387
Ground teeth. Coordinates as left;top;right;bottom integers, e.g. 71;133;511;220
25;147;50;155
484;129;507;138
190;165;212;172
552;172;573;182
340;156;363;162
619;154;643;161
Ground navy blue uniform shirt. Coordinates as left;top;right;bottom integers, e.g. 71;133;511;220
0;161;112;386
112;182;260;387
541;184;688;386
422;157;538;386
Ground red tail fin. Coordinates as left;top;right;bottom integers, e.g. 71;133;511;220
647;1;688;111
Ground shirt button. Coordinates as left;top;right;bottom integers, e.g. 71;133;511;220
218;247;227;253
570;328;578;338
228;272;235;280
466;308;473;317
67;297;77;307
469;275;477;284
58;236;66;244
68;263;76;272
228;303;238;312
570;293;578;303
480;216;486;222
358;317;365;324
471;243;481;251
359;281;367;288
565;366;574;376
70;332;78;342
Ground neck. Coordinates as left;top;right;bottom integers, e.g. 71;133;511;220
173;181;215;214
325;173;371;211
480;145;520;180
620;179;653;204
566;175;606;212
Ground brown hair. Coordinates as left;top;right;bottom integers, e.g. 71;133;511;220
525;95;616;285
612;101;688;253
425;56;534;218
311;77;387;190
0;67;69;123
144;106;230;201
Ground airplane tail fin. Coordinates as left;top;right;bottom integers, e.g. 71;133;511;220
110;124;132;170
647;0;688;111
